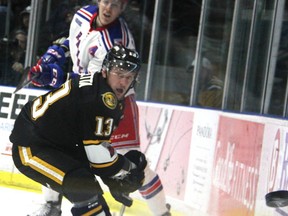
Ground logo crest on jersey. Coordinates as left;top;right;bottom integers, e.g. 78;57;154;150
101;142;115;157
89;46;98;56
102;92;117;109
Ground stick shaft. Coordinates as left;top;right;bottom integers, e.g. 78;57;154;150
119;204;126;216
13;67;31;93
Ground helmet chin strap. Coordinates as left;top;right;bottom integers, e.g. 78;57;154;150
122;81;135;99
129;79;137;89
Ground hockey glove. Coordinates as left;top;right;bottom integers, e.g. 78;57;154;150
40;45;67;65
29;63;65;88
110;192;133;207
101;176;138;207
101;168;145;195
124;150;147;172
101;150;147;206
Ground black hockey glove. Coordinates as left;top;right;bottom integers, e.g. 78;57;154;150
102;150;147;206
123;150;147;191
110;192;133;207
124;150;147;171
101;176;134;206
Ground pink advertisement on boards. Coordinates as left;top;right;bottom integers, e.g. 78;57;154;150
138;104;194;200
209;116;264;216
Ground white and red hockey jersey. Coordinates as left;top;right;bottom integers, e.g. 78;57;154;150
111;92;140;151
67;5;135;74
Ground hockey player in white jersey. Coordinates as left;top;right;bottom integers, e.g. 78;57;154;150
28;0;171;216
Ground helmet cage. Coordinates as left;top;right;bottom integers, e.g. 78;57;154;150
107;59;139;73
106;59;140;89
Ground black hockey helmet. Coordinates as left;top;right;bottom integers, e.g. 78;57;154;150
103;44;141;75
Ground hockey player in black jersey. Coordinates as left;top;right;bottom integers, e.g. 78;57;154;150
10;45;147;216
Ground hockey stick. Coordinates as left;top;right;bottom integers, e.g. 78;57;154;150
118;193;132;216
13;67;37;93
265;190;288;207
119;204;126;216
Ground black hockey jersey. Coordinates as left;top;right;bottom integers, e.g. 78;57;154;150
10;73;125;176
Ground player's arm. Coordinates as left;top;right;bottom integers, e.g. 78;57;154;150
84;140;146;206
84;140;145;179
101;150;147;206
39;37;70;65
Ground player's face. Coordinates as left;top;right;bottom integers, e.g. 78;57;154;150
104;67;136;99
98;0;124;26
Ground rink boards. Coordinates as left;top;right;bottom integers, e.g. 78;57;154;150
1;85;288;216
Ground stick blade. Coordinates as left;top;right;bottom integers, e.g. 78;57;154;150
266;190;288;207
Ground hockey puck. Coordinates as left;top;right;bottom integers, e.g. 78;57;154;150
265;190;288;207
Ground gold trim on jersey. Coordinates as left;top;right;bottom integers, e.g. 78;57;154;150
83;205;103;216
90;156;119;169
18;146;65;185
83;139;111;145
102;92;117;109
